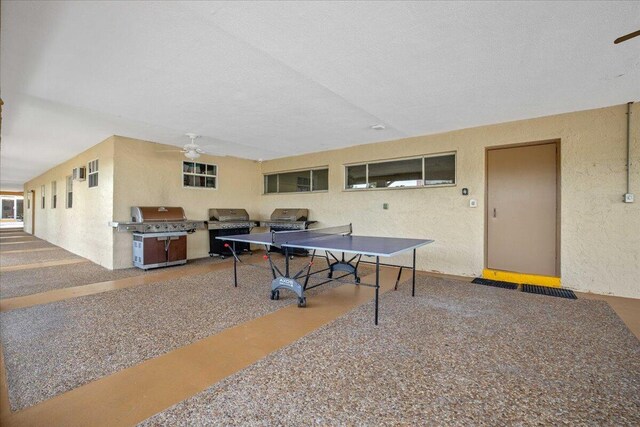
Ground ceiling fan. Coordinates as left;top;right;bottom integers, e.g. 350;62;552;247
182;133;205;159
159;133;206;159
614;29;640;44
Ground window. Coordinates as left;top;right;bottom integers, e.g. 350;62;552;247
88;159;99;188
1;197;24;221
41;185;45;209
66;176;73;208
183;161;217;189
345;153;456;190
51;181;57;209
264;168;329;194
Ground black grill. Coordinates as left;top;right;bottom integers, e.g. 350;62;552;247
207;209;256;258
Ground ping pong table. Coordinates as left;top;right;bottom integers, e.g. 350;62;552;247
218;224;433;324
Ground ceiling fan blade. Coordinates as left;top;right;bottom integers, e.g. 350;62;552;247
614;29;640;44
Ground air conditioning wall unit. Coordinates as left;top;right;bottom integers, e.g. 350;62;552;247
72;167;86;181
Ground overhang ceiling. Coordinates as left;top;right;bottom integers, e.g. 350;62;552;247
1;1;639;190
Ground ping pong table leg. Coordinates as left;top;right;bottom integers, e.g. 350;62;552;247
412;248;416;297
233;242;237;288
375;256;380;325
284;247;290;277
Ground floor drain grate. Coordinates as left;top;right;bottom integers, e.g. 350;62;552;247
522;284;577;299
471;278;518;290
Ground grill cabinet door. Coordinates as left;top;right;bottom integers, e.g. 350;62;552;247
167;235;187;262
144;236;168;265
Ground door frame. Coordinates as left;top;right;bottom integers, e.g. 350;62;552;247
484;139;561;276
29;189;36;235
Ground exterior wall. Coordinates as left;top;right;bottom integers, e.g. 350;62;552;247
111;136;261;269
23;136;115;267
18;104;639;298
260;104;640;298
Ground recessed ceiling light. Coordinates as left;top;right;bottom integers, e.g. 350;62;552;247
371;124;386;130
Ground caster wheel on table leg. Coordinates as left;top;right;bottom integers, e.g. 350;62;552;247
355;277;361;284
297;297;306;307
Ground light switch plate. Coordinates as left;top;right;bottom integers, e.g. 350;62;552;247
469;199;478;208
624;193;634;203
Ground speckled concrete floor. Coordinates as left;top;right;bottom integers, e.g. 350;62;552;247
0;256;226;299
0;260;340;411
141;275;640;426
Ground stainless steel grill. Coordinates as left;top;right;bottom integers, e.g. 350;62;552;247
259;208;316;230
207;208;258;230
109;206;205;269
207;208;256;258
260;208;316;256
110;206;204;233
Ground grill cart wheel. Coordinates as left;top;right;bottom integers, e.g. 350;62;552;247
297;297;306;307
271;290;280;300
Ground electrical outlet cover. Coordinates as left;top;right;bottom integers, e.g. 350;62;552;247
624;193;634;203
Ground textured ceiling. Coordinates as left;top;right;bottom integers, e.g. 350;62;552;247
1;1;639;190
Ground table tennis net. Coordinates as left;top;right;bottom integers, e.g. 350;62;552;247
271;224;352;245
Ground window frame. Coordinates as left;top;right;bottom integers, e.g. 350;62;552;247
182;161;218;190
51;180;57;209
88;159;99;188
263;167;329;195
66;175;73;209
344;152;457;191
40;185;45;209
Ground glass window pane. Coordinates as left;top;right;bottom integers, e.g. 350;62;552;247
207;165;216;176
206;177;216;188
346;165;366;189
424;154;456;185
278;171;311;193
197;176;206;187
183;162;194;173
368;158;422;188
312;169;328;191
264;175;278;193
2;200;14;219
195;163;206;174
16;200;23;220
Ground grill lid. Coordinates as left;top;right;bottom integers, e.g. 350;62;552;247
208;208;251;222
131;206;186;223
269;208;309;221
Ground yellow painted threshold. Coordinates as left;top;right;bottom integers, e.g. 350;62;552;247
0;248;58;255
0;268;400;427
0;258;89;273
482;268;561;288
0;259;236;312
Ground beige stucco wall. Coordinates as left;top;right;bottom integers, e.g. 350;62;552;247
111;136;261;269
23;136;115;268
260;104;640;298
19;104;639;298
